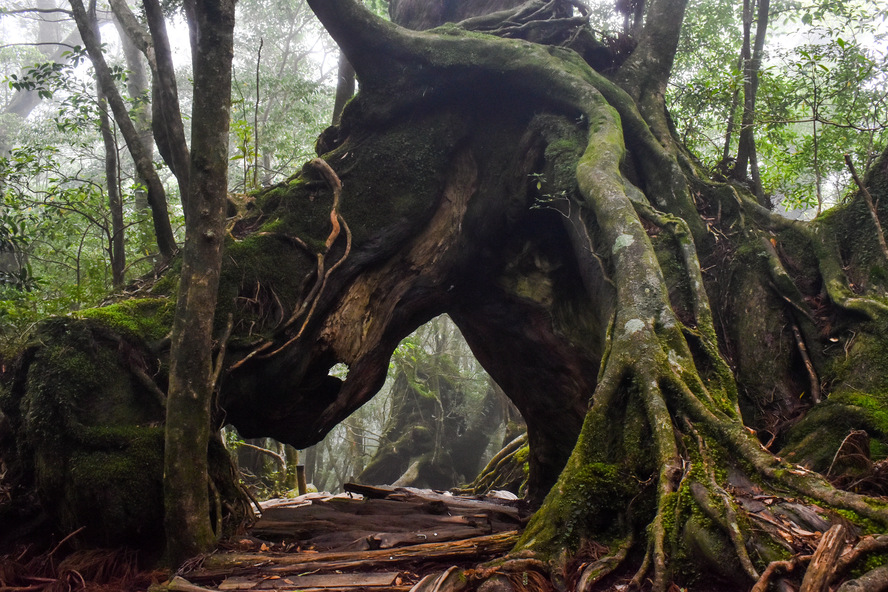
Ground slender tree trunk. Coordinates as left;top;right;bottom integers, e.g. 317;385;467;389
163;0;235;567
68;0;177;260
112;10;153;228
721;50;744;167
304;445;317;486
732;0;769;206
143;0;191;210
96;89;125;287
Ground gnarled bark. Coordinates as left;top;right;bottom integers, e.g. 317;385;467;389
4;1;888;589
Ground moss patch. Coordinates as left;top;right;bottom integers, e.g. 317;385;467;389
77;298;174;342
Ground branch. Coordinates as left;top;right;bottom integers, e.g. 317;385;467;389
305;0;405;82
236;442;286;469
1;7;71;15
143;0;190;205
107;0;152;57
68;0;177;259
0;42;77;49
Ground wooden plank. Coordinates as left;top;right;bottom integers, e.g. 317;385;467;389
220;572;400;590
219;577;258;590
195;531;519;575
341;484;524;523
262;531;518;576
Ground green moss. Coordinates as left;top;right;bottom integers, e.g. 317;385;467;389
779;401;878;471
827;328;888;396
520;460;634;556
859;551;888;574
836;509;883;536
60;427;165;547
77;298;174;342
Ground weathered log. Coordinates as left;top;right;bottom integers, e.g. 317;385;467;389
800;524;848;592
193;531;519;576
218;571;401;590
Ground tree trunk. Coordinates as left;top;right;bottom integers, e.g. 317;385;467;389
7;2;888;589
68;0;177;260
111;4;154;232
96;88;125;288
331;52;355;126
143;0;191;210
163;0;235;567
731;0;769;207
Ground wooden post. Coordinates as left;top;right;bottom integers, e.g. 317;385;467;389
297;465;307;496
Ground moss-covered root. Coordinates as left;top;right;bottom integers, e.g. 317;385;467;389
514;52;888;591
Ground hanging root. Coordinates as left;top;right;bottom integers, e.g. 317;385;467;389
229;158;352;371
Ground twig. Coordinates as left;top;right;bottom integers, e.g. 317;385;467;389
211;313;234;393
48;526;86;557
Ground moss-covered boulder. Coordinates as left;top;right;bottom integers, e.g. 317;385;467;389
0;301;243;554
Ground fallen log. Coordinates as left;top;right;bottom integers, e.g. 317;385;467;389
191;531;519;578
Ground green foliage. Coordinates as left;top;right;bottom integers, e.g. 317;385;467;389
1;0;336;333
668;0;887;213
228;0;335;191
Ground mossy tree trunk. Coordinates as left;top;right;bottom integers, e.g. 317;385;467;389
163;0;235;567
216;0;888;587
6;0;888;587
357;319;505;490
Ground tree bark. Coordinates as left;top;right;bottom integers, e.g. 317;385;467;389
731;0;769;207
110;3;154;221
96;88;125;287
163;0;235;567
68;0;178;260
143;0;191;209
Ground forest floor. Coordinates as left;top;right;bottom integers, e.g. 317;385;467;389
3;484;830;591
170;484;531;592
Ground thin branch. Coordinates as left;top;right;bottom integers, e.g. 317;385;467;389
0;42;77;50
1;7;72;15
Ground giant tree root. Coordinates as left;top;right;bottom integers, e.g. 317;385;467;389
274;1;888;588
